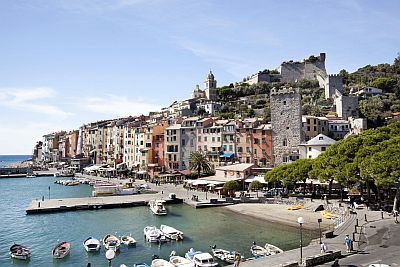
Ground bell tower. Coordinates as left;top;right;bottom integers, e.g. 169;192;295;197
204;70;217;101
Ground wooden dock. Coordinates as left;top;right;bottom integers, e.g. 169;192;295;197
26;194;183;214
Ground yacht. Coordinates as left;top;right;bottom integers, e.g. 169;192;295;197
149;200;167;215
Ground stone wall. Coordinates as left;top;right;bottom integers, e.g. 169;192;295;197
270;87;303;166
334;92;359;120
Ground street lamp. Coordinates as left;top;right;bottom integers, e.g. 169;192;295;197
105;249;115;267
317;218;322;244
297;217;304;264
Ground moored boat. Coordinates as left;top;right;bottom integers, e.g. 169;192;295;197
134;263;150;267
185;248;218;267
250;244;267;258
149;200;167;215
160;225;183;240
121;235;137;246
83;237;101;252
9;244;30;260
144;226;163;243
210;245;243;264
26;174;36;178
170;255;195;267
52;241;71;259
264;243;283;255
151;258;175;267
102;234;121;252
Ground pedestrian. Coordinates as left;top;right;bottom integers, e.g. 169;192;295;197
331;258;340;267
320;242;327;254
234;252;240;267
394;210;399;223
345;234;351;253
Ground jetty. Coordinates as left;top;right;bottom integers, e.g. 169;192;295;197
26;194;183;214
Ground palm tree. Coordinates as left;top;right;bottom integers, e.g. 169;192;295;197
189;151;212;179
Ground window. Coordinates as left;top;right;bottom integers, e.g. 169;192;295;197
246;137;250;143
321;147;326;151
283;138;287;146
254;138;259;144
237;147;243;152
262;149;266;155
308;147;311;151
314;126;317;131
182;139;185;146
309;155;312;159
237;138;240;143
212;137;215;142
283;101;286;105
262;138;266;144
254;149;257;154
204;136;208;142
217;137;220;142
307;126;310;131
246;147;250;153
253;129;257;134
229;145;233;151
198;136;201;142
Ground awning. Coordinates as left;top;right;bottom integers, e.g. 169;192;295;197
116;162;127;168
220;153;234;158
245;175;267;184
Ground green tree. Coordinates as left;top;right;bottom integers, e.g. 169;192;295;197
370;77;397;93
189;151;212;179
223;180;241;197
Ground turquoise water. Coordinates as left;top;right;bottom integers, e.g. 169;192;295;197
0;155;31;168
0;176;317;267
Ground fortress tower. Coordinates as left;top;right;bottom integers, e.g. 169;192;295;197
204;70;217;101
270;87;303;166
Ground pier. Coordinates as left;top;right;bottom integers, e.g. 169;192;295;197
26;194;183;214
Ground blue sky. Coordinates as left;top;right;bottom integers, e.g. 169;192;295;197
0;0;399;154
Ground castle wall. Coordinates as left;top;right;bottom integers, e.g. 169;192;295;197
270;87;303;166
335;93;359;120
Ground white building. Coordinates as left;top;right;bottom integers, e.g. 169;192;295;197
300;134;336;159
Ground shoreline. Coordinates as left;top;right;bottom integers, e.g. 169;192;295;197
223;203;335;231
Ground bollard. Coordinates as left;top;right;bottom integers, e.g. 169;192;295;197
356;218;359;226
364;214;367;222
381;211;384;219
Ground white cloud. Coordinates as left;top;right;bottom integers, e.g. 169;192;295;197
0;87;72;118
78;94;162;117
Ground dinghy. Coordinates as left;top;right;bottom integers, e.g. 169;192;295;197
83;237;101;252
9;244;30;260
52;241;71;259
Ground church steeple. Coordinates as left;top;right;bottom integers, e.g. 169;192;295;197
204;70;217;100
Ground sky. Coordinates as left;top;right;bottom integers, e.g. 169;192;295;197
0;0;399;155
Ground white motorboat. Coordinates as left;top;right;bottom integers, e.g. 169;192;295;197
151;259;175;267
210;246;243;264
185;248;218;267
149;200;167;215
83;237;101;252
121;235;137;246
26;174;36;178
102;234;121;252
250;244;267;258
9;244;30;260
264;243;283;256
144;226;163;243
160;225;183;240
170;256;194;267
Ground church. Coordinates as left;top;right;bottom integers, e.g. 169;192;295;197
192;70;217;101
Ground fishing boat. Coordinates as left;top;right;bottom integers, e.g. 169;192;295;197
134;263;150;267
210;245;243;264
121;235;137;246
151;259;175;267
9;244;30;260
160;225;183;240
83;237;101;252
250;244;268;258
52;241;71;259
149;200;167;215
185;248;218;267
102;234;121;252
264;243;283;255
170;255;194;267
66;181;80;186
144;226;163;243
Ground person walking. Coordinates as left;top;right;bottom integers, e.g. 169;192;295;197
345;234;351;253
320;242;327;254
234;252;240;267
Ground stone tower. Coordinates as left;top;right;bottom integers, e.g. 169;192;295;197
204;70;217;101
270;87;303;166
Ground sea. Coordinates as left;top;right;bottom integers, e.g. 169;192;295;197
0;155;317;267
0;155;31;168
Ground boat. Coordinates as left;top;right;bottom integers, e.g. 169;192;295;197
160;225;183;240
250;244;268;258
149;200;167;215
264;243;283;255
320;211;338;219
102;234;121;252
52;241;71;259
185;248;218;267
9;244;30;260
144;226;163;243
134;263;150;267
121;235;137;246
287;205;303;210
83;237;101;252
26;174;36;178
66;181;80;186
210;246;243;264
151;259;175;267
170;255;194;267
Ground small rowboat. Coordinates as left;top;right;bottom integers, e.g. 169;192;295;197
121;235;136;246
52;241;71;259
320;211;338;219
287;205;303;210
83;237;101;252
9;244;30;260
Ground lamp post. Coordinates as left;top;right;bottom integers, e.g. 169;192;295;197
105;249;115;267
318;218;322;244
297;217;304;264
